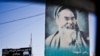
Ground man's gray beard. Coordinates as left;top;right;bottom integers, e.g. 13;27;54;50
60;26;76;35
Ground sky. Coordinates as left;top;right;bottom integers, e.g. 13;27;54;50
0;2;45;56
0;1;97;56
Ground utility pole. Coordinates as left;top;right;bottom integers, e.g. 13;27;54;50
29;33;33;56
29;33;32;47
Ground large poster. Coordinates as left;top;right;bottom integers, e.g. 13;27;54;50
45;5;89;56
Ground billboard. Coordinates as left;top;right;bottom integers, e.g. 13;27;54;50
45;5;89;56
2;47;31;56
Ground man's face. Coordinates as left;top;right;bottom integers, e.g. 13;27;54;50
56;9;76;30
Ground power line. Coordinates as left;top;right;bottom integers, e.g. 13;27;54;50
0;4;33;14
0;12;45;25
0;15;44;39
